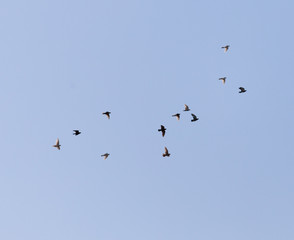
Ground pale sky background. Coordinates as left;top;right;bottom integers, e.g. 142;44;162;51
1;0;294;239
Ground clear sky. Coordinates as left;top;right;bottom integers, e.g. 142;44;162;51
1;0;294;239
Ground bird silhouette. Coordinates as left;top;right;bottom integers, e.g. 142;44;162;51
102;111;111;119
101;153;110;160
239;87;247;93
219;77;226;84
52;138;61;150
158;125;166;137
162;147;170;157
191;114;199;122
172;113;180;120
73;130;81;135
183;104;190;111
221;45;230;52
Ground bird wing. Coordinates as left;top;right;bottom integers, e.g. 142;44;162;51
162;130;165;137
164;147;168;154
191;113;196;118
56;138;59;145
184;104;189;110
239;87;244;91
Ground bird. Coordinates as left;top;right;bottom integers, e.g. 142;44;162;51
183;104;190;111
73;130;81;136
158;125;166;137
239;87;247;93
162;147;170;157
172;113;180;120
102;111;111;119
221;45;230;52
191;114;199;122
101;153;110;160
219;77;226;84
52;138;61;150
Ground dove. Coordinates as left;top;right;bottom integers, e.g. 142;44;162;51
52;138;61;150
158;125;166;137
101;153;110;160
183;104;190;111
239;87;247;93
191;114;199;122
73;130;81;136
172;113;180;120
221;45;230;52
102;111;111;119
219;77;226;84
162;147;170;157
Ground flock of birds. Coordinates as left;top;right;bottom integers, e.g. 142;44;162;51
52;45;247;159
158;103;199;157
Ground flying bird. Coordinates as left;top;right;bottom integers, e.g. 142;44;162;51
219;77;226;84
101;153;110;160
183;104;190;111
73;130;81;136
102;111;111;119
158;125;166;137
191;114;199;122
172;113;180;120
221;45;230;52
162;147;170;157
52;138;61;150
239;87;247;93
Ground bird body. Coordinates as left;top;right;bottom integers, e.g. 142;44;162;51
219;77;226;84
53;138;61;150
183;104;190;111
239;87;247;93
191;114;199;122
103;111;111;119
221;45;230;52
73;130;81;135
158;125;166;137
172;113;180;120
101;153;110;160
162;147;170;157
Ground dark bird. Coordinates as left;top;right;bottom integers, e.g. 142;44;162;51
172;113;180;120
52;138;61;150
191;113;199;122
162;147;170;157
221;45;230;52
103;111;111;119
73;130;81;136
101;153;110;160
158;125;166;137
219;77;226;84
183;104;190;111
239;87;247;93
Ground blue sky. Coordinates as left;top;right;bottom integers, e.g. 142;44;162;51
1;0;294;239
